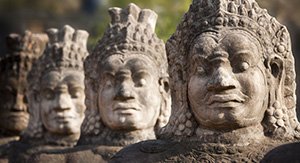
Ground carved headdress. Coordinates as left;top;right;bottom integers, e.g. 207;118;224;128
161;0;298;140
0;31;47;85
23;25;89;146
81;3;170;146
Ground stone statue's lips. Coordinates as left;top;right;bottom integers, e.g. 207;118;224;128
205;90;248;108
6;112;29;121
53;114;77;123
113;102;141;114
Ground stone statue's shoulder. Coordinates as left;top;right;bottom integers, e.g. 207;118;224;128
112;139;285;162
111;140;188;163
27;145;122;163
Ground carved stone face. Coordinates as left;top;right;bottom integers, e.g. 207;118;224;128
40;70;85;134
0;76;29;134
98;55;162;130
188;31;268;130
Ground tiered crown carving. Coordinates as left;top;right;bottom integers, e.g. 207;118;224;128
40;25;89;73
185;0;290;58
90;3;166;67
0;31;48;77
28;25;89;99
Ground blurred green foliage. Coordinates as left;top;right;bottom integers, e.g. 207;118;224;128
0;0;299;50
106;0;192;41
89;0;192;48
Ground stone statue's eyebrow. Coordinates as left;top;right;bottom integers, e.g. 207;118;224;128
63;75;83;84
192;54;206;61
103;71;114;75
116;69;131;77
66;81;84;88
132;70;151;77
41;80;56;87
68;85;84;91
41;85;55;90
234;50;254;55
231;50;257;62
190;55;209;67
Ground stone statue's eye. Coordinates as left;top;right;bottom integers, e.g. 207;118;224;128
23;96;28;104
70;88;82;98
105;80;113;87
43;89;54;100
240;62;250;72
133;71;149;87
103;73;114;88
136;78;147;87
196;66;206;75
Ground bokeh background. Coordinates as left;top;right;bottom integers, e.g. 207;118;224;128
0;0;299;117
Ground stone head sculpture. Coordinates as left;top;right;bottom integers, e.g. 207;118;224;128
80;3;171;146
23;25;89;146
162;0;298;143
0;31;47;139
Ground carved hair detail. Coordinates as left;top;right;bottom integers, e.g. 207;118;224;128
23;25;89;145
0;31;48;80
161;0;298;140
81;3;170;145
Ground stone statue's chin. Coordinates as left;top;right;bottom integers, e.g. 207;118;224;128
106;115;139;130
0;111;29;133
196;113;261;131
45;119;81;135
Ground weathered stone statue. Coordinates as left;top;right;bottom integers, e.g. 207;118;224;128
27;3;171;163
23;25;88;147
79;2;170;147
5;25;89;162
112;0;300;162
24;25;88;146
0;31;47;146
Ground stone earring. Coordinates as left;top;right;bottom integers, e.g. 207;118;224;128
27;120;43;139
265;101;289;134
173;108;194;137
81;109;101;135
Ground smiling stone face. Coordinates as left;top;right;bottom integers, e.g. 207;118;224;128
40;70;85;135
98;54;162;131
188;30;268;130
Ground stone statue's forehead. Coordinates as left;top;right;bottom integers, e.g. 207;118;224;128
102;55;157;74
192;31;261;59
40;70;84;88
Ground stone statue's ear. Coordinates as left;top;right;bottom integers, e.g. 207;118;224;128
268;56;284;85
34;90;41;103
267;56;284;104
158;77;170;94
156;77;171;129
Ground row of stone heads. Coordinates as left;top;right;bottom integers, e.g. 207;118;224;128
0;1;299;159
0;3;168;146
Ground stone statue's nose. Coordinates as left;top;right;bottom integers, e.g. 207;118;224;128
207;67;238;91
114;81;134;101
54;93;71;111
12;94;27;111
